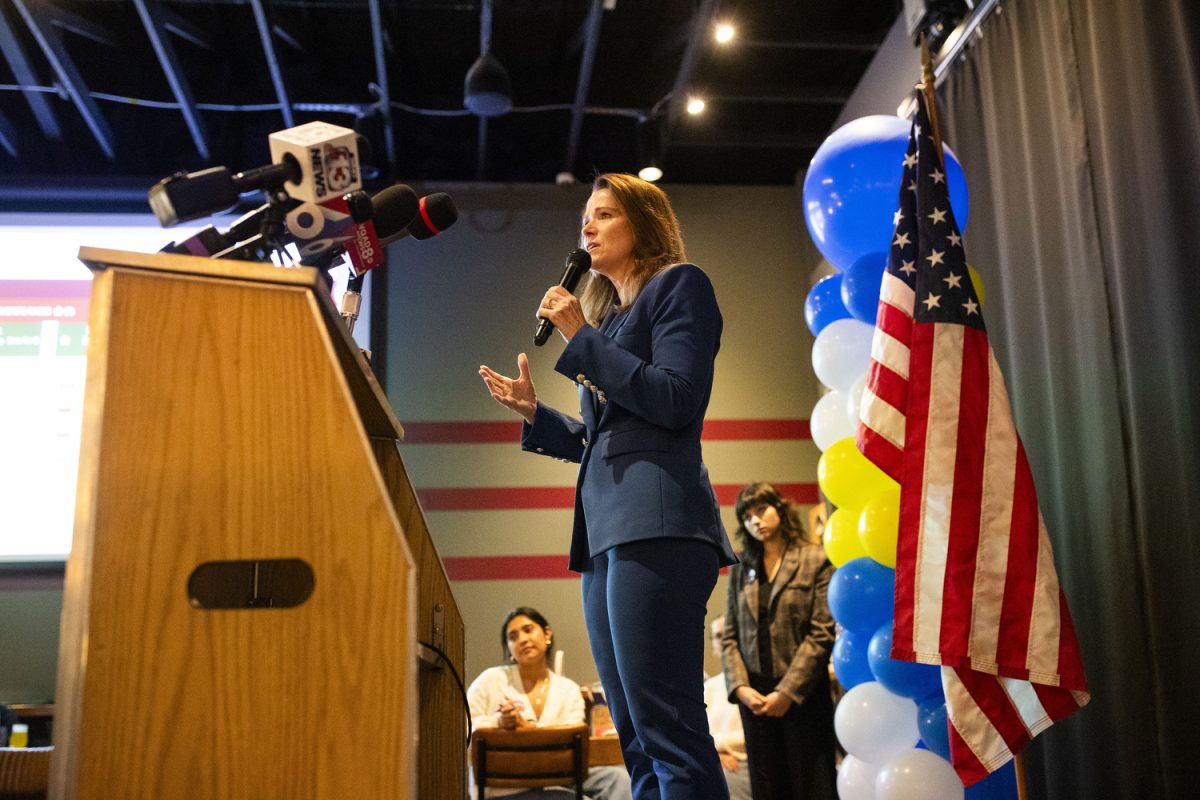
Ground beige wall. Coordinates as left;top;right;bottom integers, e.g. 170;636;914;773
381;182;824;689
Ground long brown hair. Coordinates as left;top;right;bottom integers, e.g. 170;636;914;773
734;482;816;561
577;173;686;325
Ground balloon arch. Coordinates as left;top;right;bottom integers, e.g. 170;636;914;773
801;116;1014;800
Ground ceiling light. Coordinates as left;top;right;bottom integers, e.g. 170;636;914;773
464;52;513;117
636;115;664;183
638;165;663;182
686;96;706;115
714;23;735;44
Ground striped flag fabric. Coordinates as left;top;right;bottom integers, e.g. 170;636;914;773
856;88;1090;785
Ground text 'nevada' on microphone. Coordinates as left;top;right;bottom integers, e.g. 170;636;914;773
533;248;591;347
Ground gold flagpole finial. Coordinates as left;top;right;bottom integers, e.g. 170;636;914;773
918;33;946;168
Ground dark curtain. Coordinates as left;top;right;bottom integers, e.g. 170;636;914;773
938;0;1200;797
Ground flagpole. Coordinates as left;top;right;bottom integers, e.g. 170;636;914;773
917;38;1034;800
1014;753;1030;800
918;34;946;169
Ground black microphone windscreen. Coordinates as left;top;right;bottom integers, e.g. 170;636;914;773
533;248;592;346
408;193;459;240
149;167;238;226
371;184;421;240
344;190;374;223
560;248;591;292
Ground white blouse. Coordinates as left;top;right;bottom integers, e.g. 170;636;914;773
466;665;588;798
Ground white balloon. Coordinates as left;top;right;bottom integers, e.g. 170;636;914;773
812;318;875;391
846;370;869;422
834;681;920;763
837;754;881;800
811;390;857;451
875;748;964;800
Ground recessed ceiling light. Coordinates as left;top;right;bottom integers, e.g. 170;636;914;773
638;165;663;182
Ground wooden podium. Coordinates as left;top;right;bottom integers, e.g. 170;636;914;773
51;248;465;800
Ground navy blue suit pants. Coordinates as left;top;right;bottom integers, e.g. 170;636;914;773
581;538;729;800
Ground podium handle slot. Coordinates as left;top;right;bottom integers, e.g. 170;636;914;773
187;558;315;609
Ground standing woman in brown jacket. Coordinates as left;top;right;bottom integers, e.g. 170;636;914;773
721;482;837;799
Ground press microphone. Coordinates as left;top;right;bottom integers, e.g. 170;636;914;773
380;192;459;245
285;190;371;261
148;121;364;226
347;183;420;274
533;248;591;346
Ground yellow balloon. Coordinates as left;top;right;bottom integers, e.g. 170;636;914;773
816;437;896;510
823;506;868;566
968;264;986;309
858;484;901;568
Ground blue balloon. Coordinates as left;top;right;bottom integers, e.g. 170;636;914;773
831;628;874;690
802;115;970;271
966;760;1018;800
867;621;944;700
827;557;895;636
804;274;851;335
840;252;887;322
917;694;951;760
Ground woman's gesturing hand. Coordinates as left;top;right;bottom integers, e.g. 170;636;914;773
479;353;538;424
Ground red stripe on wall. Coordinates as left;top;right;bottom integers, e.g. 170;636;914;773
401;418;811;445
714;482;818;505
703;418;811;440
443;554;577;581
442;555;733;581
415;482;817;511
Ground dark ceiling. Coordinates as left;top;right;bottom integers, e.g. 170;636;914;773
0;0;902;208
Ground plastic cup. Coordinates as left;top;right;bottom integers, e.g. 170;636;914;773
9;723;28;748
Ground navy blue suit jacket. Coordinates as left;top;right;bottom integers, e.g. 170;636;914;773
521;263;738;572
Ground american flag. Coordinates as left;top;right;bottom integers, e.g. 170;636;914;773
856;89;1090;785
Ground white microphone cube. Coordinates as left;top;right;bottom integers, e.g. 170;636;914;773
269;121;362;204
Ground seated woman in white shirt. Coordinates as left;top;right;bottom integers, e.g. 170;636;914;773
467;606;632;800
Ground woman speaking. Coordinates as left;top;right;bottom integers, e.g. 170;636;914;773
479;173;736;799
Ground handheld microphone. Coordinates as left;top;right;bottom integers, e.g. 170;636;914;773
533;248;591;346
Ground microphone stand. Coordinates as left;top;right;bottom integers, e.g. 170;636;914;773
340;272;365;335
212;187;295;265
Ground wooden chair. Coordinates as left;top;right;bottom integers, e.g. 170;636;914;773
470;724;589;799
0;747;52;799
